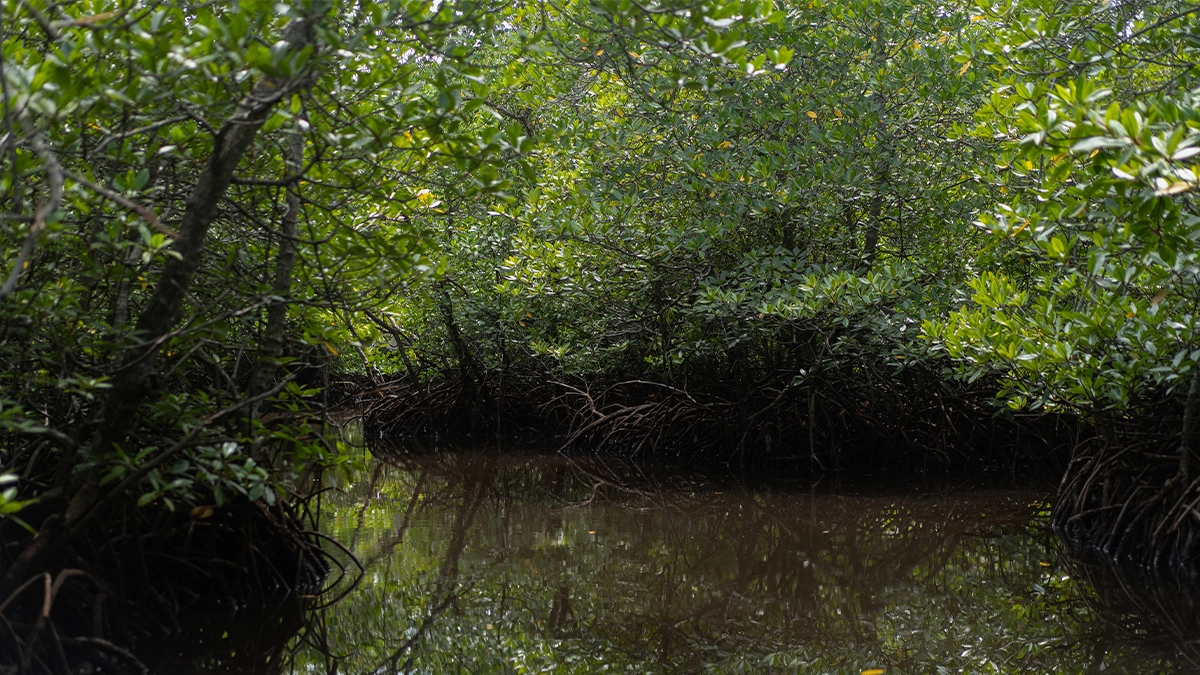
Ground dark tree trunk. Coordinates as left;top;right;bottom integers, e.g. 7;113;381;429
2;14;322;596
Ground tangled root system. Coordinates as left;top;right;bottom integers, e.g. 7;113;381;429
0;498;335;674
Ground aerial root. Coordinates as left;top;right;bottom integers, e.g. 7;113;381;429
1055;437;1200;570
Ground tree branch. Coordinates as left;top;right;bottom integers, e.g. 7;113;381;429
0;104;64;302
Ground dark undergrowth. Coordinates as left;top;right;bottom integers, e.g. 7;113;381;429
353;363;1078;479
1054;412;1200;573
0;496;333;674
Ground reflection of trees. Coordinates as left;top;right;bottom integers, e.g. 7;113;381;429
288;454;494;674
287;455;1188;674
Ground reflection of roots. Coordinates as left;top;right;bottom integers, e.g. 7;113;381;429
1063;550;1200;667
1055;436;1200;569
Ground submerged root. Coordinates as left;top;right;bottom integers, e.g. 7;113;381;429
1064;547;1200;667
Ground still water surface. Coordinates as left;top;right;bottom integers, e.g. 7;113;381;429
277;449;1198;674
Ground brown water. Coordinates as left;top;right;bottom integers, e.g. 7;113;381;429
276;449;1197;674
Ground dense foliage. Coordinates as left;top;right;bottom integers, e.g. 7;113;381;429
932;0;1200;421
2;0;1200;658
356;0;1035;469
0;0;780;580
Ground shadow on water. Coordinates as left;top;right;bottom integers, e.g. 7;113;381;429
71;438;1200;673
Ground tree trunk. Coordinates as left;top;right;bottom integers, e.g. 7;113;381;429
860;30;889;271
2;13;322;596
1179;369;1198;481
248;127;305;401
97;19;317;449
862;188;883;270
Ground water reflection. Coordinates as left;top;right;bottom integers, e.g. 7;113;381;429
280;450;1190;674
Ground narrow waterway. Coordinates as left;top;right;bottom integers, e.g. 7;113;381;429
273;443;1197;674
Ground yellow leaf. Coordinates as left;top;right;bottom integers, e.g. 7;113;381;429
834;108;843;118
1126;310;1135;318
190;505;214;520
863;670;886;675
957;59;972;76
970;14;985;21
72;11;116;25
595;49;604;56
806;111;818;119
718;140;732;149
1038;561;1051;567
323;341;339;356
